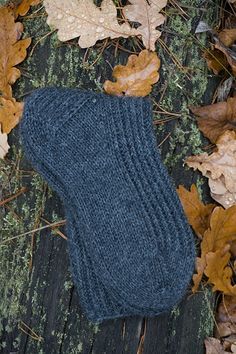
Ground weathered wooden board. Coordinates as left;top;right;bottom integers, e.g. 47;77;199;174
0;1;220;353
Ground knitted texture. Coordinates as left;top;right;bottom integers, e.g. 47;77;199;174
20;87;196;323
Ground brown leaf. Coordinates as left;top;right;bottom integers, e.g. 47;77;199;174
215;38;236;76
204;49;229;75
0;123;9;159
177;184;215;239
216;322;236;338
0;7;31;99
192;205;236;293
218;29;236;47
205;337;228;354
218;296;236;323
190;97;236;144
123;0;167;51
44;0;138;48
186;131;236;209
103;49;160;96
15;0;41;17
0;97;24;134
205;249;236;296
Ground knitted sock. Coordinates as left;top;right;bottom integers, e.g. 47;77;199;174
20;87;196;316
21;135;175;322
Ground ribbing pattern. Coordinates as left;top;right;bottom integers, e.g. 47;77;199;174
20;87;196;323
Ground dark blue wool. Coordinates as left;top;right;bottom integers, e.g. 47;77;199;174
20;87;196;323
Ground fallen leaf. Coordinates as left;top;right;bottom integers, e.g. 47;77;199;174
218;29;236;47
204;49;229;75
215;37;236;76
103;49;160;96
186;131;236;209
0;97;24;134
0;6;31;99
177;184;215;239
192;205;236;293
190;97;236;144
123;0;167;51
44;0;138;48
205;337;228;354
216;322;236;338
218;296;236;323
0;123;9;159
205;249;236;296
15;0;41;17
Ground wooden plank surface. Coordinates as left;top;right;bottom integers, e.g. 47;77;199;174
0;1;220;353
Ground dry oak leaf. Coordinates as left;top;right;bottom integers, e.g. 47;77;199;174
186;131;236;209
15;0;41;17
0;97;24;134
103;49;160;96
205;248;236;296
190;97;236;144
0;7;31;99
192;205;236;293
44;0;138;48
123;0;167;51
177;184;215;239
0;123;9;159
205;337;228;354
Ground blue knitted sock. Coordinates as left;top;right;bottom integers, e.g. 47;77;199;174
21;135;177;322
20;87;196;317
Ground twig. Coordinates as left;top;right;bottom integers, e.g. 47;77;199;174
0;220;66;246
0;187;27;207
40;217;68;240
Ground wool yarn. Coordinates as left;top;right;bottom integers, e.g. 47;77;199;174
20;87;196;323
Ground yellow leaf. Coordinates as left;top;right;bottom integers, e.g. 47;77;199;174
192;205;236;293
0;97;24;134
15;0;41;17
205;249;236;296
103;50;160;97
177;184;215;239
0;7;31;99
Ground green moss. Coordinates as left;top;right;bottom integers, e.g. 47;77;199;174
197;287;215;339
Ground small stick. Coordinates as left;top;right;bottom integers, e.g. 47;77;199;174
0;187;27;207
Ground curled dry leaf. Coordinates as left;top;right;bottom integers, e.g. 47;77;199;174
177;184;215;239
192;205;236;293
186;131;236;209
204;49;228;75
15;0;41;17
190;97;236;144
123;0;167;51
0;123;9;159
44;0;138;48
215;37;236;76
204;28;236;75
0;7;31;99
103;49;160;96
